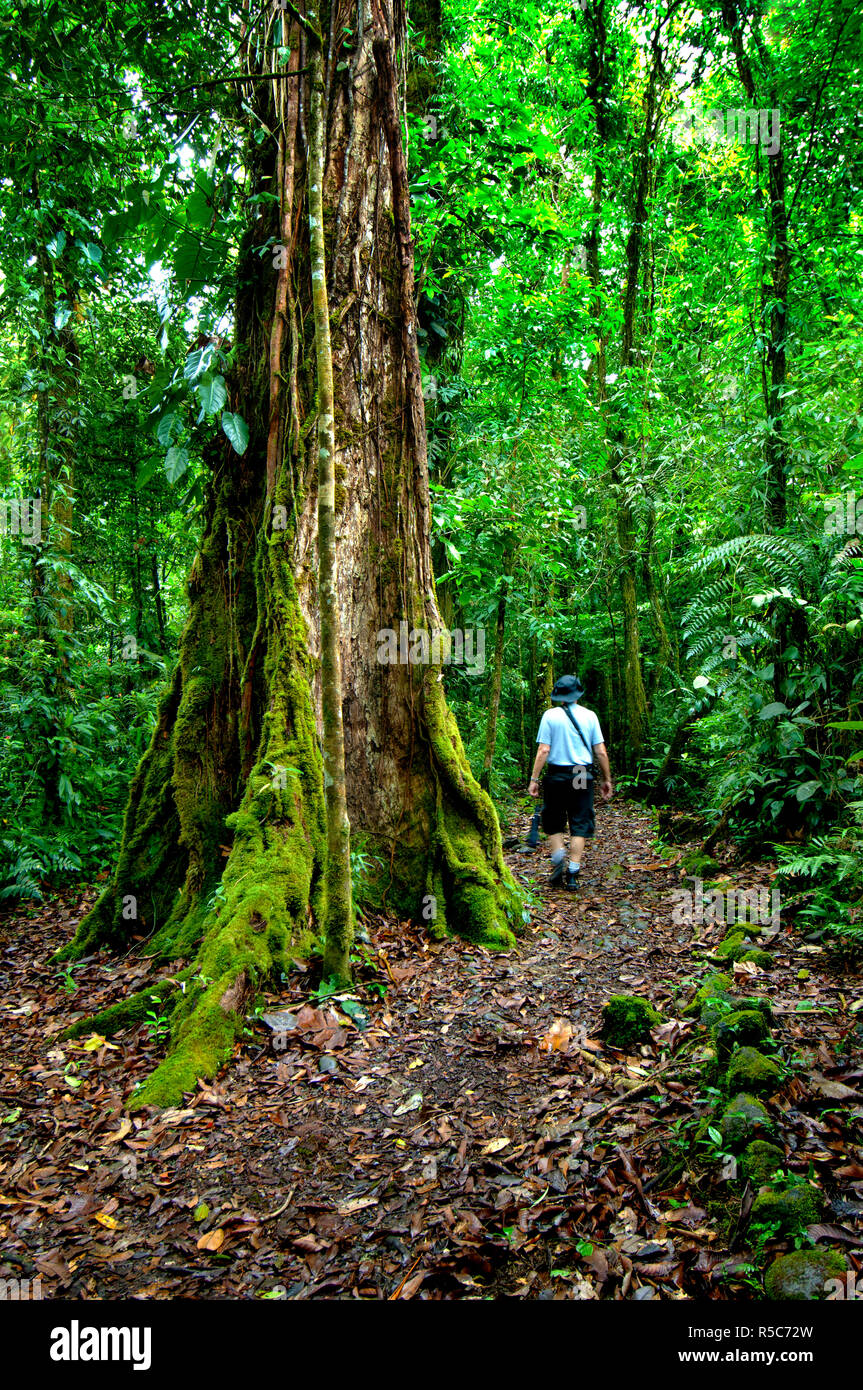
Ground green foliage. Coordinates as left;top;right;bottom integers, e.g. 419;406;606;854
773;802;863;946
1;0;862;958
0;611;163;898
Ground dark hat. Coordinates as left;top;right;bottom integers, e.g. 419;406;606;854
551;674;584;704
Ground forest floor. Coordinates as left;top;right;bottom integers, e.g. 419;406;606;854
1;799;862;1300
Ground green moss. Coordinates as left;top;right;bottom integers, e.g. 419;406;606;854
712;1009;770;1063
419;673;522;949
741;1140;786;1189
713;932;747;962
741;948;775;968
742;997;774;1022
720;1093;774;1150
680;850;721;876
601;994;662;1047
94;467;328;1108
726;1046;782;1096
764;1248;846;1301
700;998;734;1028
63;976;186;1040
751;1182;823;1235
682;972;732;1018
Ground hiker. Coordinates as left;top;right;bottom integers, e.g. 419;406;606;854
528;674;613;889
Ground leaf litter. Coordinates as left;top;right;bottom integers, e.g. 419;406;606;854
0;801;860;1300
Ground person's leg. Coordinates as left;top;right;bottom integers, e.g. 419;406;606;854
565;784;595;888
541;783;567;883
568;835;585;868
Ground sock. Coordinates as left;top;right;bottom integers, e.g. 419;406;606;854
569;861;580;873
551;849;566;866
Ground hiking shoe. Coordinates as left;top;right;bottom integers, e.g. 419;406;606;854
564;868;580;891
548;860;566;887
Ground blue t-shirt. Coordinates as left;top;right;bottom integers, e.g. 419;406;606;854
536;704;604;766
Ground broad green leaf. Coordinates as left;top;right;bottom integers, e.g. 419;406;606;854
183;347;210;382
221;412;249;455
795;781;821;802
165;446;190;483
197;373;227;415
157;413;180;447
185;173;215;231
758;702;789;720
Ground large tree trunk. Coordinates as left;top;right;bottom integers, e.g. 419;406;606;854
62;0;520;1107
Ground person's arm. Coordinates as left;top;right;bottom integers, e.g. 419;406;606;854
529;743;550;797
593;741;613;800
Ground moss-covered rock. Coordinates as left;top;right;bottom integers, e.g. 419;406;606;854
736;921;766;940
764;1248;846;1301
720;1093;774;1150
741;948;775;969
683;972;732;1018
751;1183;823;1235
726;1046;782;1096
741;997;774;1023
741;1140;786;1189
680;850;722;876
713;932;747;962
601;994;662;1048
713;1009;770;1063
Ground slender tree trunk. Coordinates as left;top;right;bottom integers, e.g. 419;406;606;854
63;0;520;1108
151;551;167;654
721;3;798;703
480;538;513;792
583;0;652;767
642;497;674;694
721;1;789;531
36;242;78;645
308;10;353;981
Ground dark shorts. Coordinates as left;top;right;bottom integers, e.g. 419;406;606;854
541;772;595;838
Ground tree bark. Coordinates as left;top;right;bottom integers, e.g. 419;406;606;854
62;0;520;1108
308;10;353;982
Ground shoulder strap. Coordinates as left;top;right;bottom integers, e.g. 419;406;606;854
561;703;594;764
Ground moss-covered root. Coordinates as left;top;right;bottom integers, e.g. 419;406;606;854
62;975;189;1041
128;769;322;1109
421;673;522;949
54;667;188;963
129;537;327;1111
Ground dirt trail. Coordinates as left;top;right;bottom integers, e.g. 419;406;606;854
1;799;860;1300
